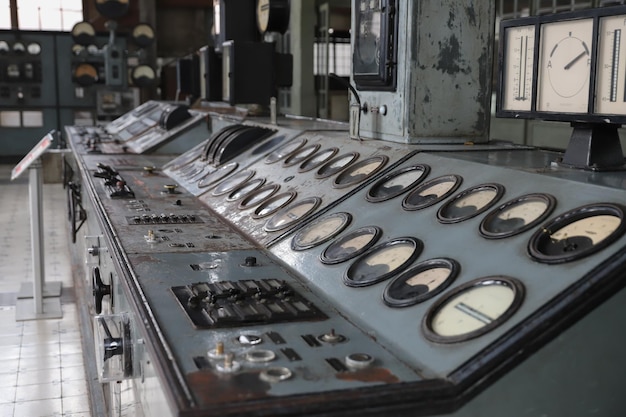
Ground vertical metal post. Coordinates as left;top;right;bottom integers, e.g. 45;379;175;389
29;160;45;314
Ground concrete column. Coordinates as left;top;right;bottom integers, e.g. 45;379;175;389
289;0;317;117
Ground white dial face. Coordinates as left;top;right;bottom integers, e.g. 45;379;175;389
420;181;455;198
364;244;415;271
256;194;293;217
595;14;626;115
406;267;450;290
297;216;347;246
498;200;548;224
455;189;498;210
550;214;621;245
537;18;593;113
503;25;536;111
268;201;314;228
431;283;515;337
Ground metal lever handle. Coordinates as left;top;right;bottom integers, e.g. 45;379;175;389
92;267;111;314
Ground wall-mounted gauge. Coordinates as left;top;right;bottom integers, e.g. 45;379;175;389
282;144;320;167
383;258;460;308
212;169;255;196
315;152;359;179
0;41;9;54
437;183;505;224
96;0;130;19
298;147;338;173
402;175;463;211
344;237;423;288
333;155;388;189
501;24;535;112
197;162;238;189
256;0;290;34
480;193;557;239
27;42;41;56
71;21;96;46
12;41;25;54
320;225;382;265
238;184;280;210
367;165;430;203
252;191;296;219
227;178;266;202
131;65;157;88
291;212;352;251
422;276;525;343
528;203;626;264
265;138;307;164
265;197;322;232
131;23;155;48
74;63;98;86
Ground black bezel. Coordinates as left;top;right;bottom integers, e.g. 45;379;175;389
211;169;255;196
437;183;505;224
353;0;399;91
383;258;459;308
402;175;463;211
197;162;238;189
367;164;431;203
264;197;322;232
496;5;626;124
314;152;360;179
343;237;423;288
264;138;307;164
282;144;321;167
333;155;389;189
298;147;339;173
320;225;382;265
479;193;557;239
527;202;626;264
252;191;297;219
291;212;353;251
422;276;525;344
226;177;266;202
237;184;280;210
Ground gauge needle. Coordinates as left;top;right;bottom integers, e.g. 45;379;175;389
564;50;588;70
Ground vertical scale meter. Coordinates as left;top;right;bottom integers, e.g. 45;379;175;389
595;14;626;114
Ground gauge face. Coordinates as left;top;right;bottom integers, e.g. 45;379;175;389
320;226;382;265
265;197;322;232
480;193;557;239
12;41;25;54
423;276;525;343
291;212;352;251
402;175;463;211
595;14;626;115
212;170;254;196
197;162;238;189
283;143;320;167
528;203;626;264
0;41;9;53
502;25;536;111
344;237;423;287
383;258;459;308
265;138;306;164
227;178;266;202
299;147;339;172
537;18;593;113
333;155;388;188
315;152;359;179
437;183;505;224
238;184;280;210
367;165;430;203
252;192;296;219
27;42;41;55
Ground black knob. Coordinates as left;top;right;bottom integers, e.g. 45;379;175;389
92;267;111;314
244;257;257;267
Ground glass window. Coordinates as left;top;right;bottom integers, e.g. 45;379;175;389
15;0;83;31
0;0;10;29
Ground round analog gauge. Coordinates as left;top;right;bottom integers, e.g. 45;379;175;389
367;165;430;203
131;65;156;87
383;258;460;308
344;237;423;288
0;41;9;54
238;184;280;210
212;169;255;196
299;147;339;172
320;226;382;265
170;149;202;171
315;152;360;179
197;162;238;189
528;203;626;264
282;144;321;167
27;42;41;55
12;41;25;54
333;155;389;189
131;23;155;48
256;0;290;34
437;183;505;224
402;175;463;211
291;212;352;251
423;276;525;343
227;178;266;202
480;193;557;239
252;191;297;219
87;44;99;54
264;138;307;164
265;197;322;232
71;21;96;46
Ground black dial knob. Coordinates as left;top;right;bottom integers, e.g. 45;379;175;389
92;267;111;314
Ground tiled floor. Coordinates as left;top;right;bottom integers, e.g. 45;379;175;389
0;165;92;417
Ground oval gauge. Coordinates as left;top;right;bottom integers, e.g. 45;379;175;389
169;148;202;171
422;276;525;343
0;41;9;54
291;212;352;251
238;184;280;210
197;162;238;189
252;191;297;219
264;138;307;164
182;164;206;180
527;203;626;264
265;197;322;232
227;177;266;202
333;155;389;188
343;237;423;288
298;147;339;172
480;193;557;239
321;226;382;265
212;169;255;196
12;41;25;54
383;258;460;308
367;165;430;203
282;143;320;167
251;134;285;155
315;152;360;179
402;175;463;211
437;183;505;224
27;42;41;55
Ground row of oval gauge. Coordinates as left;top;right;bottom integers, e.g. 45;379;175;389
0;40;41;55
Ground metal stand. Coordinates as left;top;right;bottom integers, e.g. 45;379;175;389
16;159;63;321
559;123;626;171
